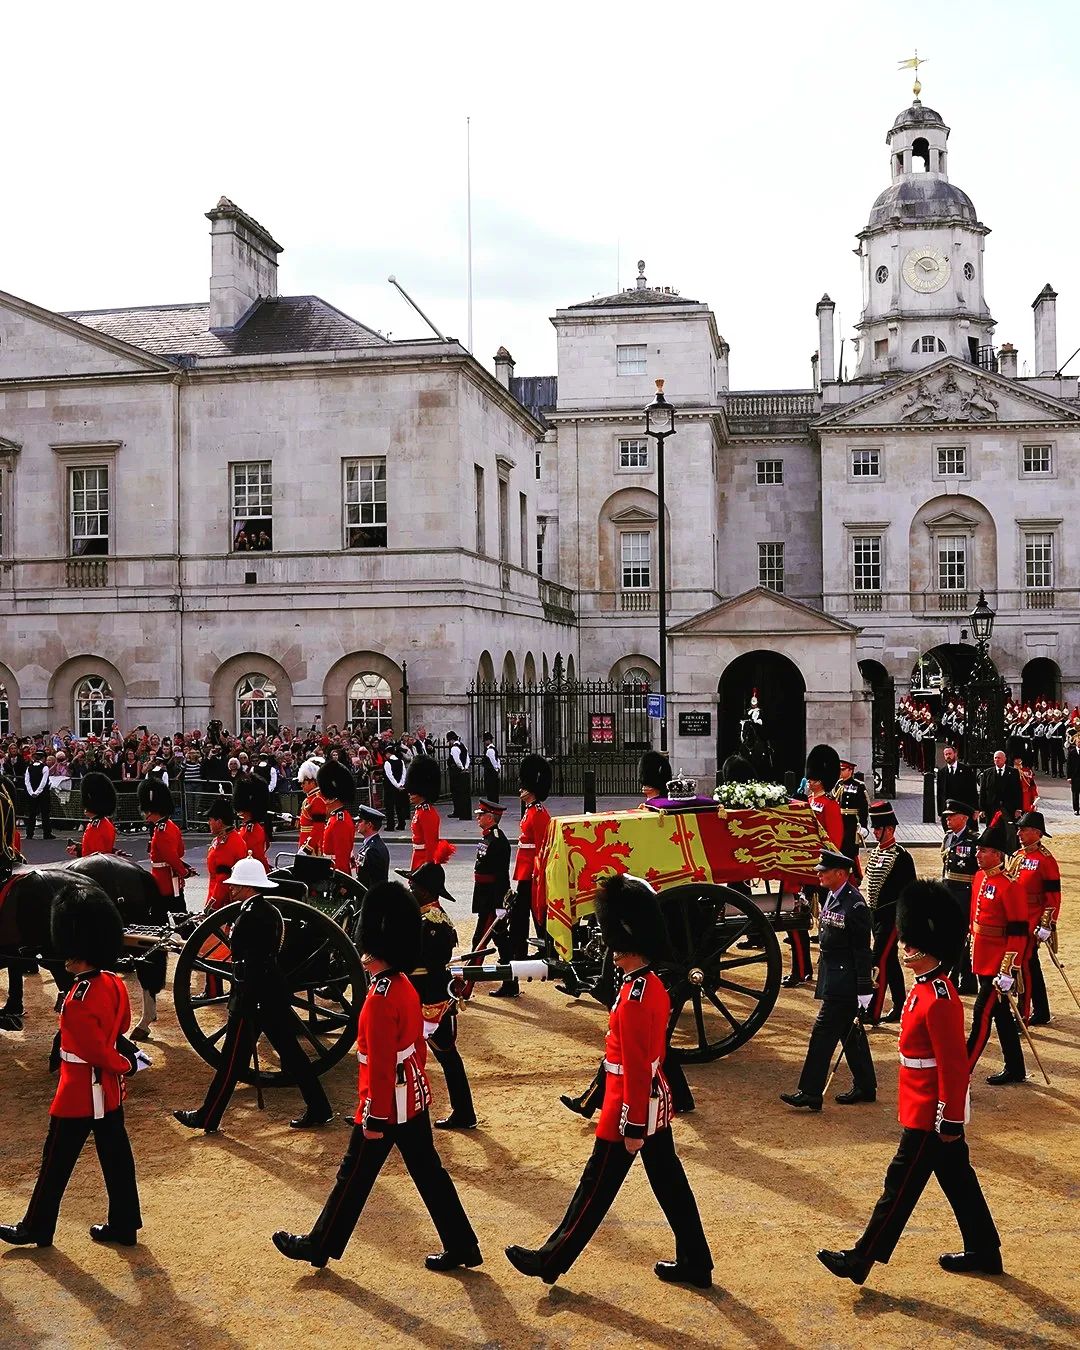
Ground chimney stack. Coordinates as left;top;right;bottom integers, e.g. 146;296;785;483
998;342;1018;379
206;197;282;332
1032;283;1058;376
494;346;515;389
816;294;836;383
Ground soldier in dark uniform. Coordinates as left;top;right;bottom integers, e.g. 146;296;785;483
470;800;511;950
831;759;869;879
355;804;390;889
940;798;980;994
818;881;1003;1285
863;800;916;1023
780;849;876;1110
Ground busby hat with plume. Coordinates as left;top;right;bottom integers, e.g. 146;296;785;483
359;880;422;972
519;753;552;802
594;872;671;966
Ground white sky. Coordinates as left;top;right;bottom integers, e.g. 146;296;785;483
4;0;1077;389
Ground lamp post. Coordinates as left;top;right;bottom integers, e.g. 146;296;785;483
645;379;676;753
964;589;1003;769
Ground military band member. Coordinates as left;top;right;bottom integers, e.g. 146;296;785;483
817;880;1003;1285
863;800;916;1023
505;874;713;1288
831;758;869;878
406;754;443;871
471;800;511;951
638;750;672;804
0;884;143;1249
491;754;552;998
272;880;481;1272
174;857;333;1133
940;799;980;994
355;804;390;889
318;761;357;874
402;852;476;1130
966;814;1028;1085
296;758;328;854
234;776;271;870
781;849;876;1110
785;745;844;989
446;731;472;821
67;772;118;858
1008;810;1059;1026
205;799;246;912
481;732;501;803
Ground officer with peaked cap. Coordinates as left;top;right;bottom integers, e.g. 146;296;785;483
355;804;390;889
819;880;1003;1285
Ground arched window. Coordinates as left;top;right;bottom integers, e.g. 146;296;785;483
348;673;392;734
912;336;947;354
0;682;8;736
74;675;114;737
236;674;279;737
622;666;652;748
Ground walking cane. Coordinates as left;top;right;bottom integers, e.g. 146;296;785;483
997;952;1051;1086
823;1013;864;1095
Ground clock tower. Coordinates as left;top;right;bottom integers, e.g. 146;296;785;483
853;99;995;379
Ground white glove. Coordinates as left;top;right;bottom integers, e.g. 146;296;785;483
993;972;1015;994
495;908;507;920
1035;926;1052;944
279;812;294;825
130;1049;153;1073
422;1019;439;1040
857;994;873;1010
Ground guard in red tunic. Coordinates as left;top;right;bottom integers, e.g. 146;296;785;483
205;799;246;912
1009;810;1060;1026
491;754;552;999
317;760;357;873
966;813;1028;1084
505;874;713;1288
272;880;481;1271
139;778;189;918
234;776;271;869
406;755;442;871
0;884;144;1249
66;772;118;859
296;757;328;854
818;880;1003;1285
786;745;844;988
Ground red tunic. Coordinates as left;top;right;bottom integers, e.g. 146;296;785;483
148;819;186;900
355;970;431;1129
596;967;673;1143
410;802;441;871
808;791;844;850
897;968;970;1133
1010;845;1061;925
322;808;356;873
240;820;269;869
969;867;1028;976
51;971;133;1118
206;828;247;910
80;816;117;857
513;802;552;883
1018;769;1039;814
298;789;328;852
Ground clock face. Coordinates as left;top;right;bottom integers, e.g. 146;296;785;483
903;247;951;293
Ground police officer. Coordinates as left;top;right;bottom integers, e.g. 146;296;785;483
863;800;916;1023
470;800;511;951
355;804;390;889
940;798;980;994
817;880;1003;1285
446;731;472;821
780;849;876;1110
832;758;869;877
481;732;501;803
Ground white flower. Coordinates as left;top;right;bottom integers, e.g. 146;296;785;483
712;780;788;810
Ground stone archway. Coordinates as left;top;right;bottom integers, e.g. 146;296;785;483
210;653;294;731
1022;657;1061;705
717;650;806;779
322;652;403;731
48;655;127;732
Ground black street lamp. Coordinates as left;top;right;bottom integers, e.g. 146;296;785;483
964;589;1004;768
645;379;676;753
969;589;995;656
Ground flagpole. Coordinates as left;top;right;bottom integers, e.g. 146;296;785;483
466;116;474;353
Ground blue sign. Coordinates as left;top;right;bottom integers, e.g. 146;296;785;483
647;694;666;720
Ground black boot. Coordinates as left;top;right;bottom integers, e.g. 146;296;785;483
817;1248;871;1285
272;1231;327;1268
0;1222;51;1248
939;1249;1003;1275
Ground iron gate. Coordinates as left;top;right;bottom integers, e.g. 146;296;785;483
870;675;898;794
467;666;652;796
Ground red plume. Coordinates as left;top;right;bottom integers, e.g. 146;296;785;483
433;840;457;865
989;811;1003;828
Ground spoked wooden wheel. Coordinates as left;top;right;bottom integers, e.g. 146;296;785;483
660;883;782;1062
173;897;365;1085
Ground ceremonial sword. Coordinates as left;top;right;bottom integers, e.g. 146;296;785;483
997;951;1051;1085
1036;908;1080;1013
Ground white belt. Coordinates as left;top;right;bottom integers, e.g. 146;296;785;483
151;862;173;869
602;1056;661;1077
899;1054;937;1069
60;1050;106;1118
59;1049;88;1064
357;1042;418;1066
517;842;536;849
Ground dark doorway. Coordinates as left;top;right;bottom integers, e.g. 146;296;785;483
1021;657;1061;705
717;650;806;780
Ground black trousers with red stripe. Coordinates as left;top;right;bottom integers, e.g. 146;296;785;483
967;977;1025;1077
536;1130;712;1277
22;1108;141;1241
1020;941;1051;1023
428;1010;475;1123
854;1127;999;1264
306;1114;477;1260
869;906;906;1022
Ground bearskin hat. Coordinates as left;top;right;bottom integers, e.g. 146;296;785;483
51;880;124;969
1007;736;1029;766
722;753;753;784
137;776;174;818
519;753;552;802
896;880;967;966
233;774;269;820
80;771;117;818
206;797;235;827
594;872;671;966
405;754;441;802
359;880;422;972
805;744;841;792
316;760;357;808
976;811;1010;853
638;750;672;794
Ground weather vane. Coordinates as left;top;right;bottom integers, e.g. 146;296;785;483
898;50;927;100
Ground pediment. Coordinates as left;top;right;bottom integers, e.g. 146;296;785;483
670;586;859;637
0;288;173;380
815;358;1080;430
0;435;20;454
610;504;658;525
925;507;978;530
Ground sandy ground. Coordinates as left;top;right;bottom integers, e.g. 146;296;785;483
1;842;1078;1350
